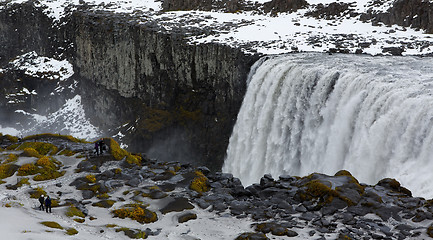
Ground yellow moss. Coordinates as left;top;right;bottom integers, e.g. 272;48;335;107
0;163;19;179
51;199;60;207
40;221;63;230
16;142;58;155
5;134;18;143
66;205;85;218
85;174;96;183
15;178;30;187
112;204;158;224
190;170;210;193
65;228;78;235
108;138;141;166
106;224;118;228
5;154;18;163
6;143;19;150
29;187;47;198
58;149;76;156
73;218;85;223
21;148;42;158
114;168;122;174
33;170;65;181
97;193;110;199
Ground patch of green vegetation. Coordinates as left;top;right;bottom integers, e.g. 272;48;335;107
115;227;147;239
4;153;18;163
29;187;47;198
65;205;85;218
31;156;65;181
92;200;116;208
7;177;30;189
189;170;209;193
107;138;141;166
85;174;96;183
73;218;85;223
97;193;110;199
58;149;76;156
0;163;19;179
14;142;59;155
40;221;63;230
106;224;118;228
17;163;38;176
65;228;78;235
6;144;19;150
21;148;42;158
112;204;158;224
5;134;18;143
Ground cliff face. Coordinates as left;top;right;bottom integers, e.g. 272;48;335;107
0;3;258;170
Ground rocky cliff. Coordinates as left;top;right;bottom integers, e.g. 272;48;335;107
0;2;259;170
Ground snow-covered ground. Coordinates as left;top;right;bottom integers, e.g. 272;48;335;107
3;0;433;55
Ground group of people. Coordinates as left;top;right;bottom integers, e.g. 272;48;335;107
38;195;52;213
94;138;106;156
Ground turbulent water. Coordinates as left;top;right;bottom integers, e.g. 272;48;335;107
223;53;433;198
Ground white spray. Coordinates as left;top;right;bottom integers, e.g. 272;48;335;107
223;53;433;198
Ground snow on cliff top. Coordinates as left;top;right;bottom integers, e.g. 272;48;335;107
4;0;433;55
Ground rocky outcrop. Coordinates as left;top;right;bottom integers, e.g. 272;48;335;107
360;0;433;34
65;10;258;170
0;2;259;170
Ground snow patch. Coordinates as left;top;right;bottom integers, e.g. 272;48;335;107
11;51;74;81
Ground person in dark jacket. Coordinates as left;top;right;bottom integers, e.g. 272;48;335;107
98;138;105;155
94;141;99;156
45;196;52;213
38;195;45;211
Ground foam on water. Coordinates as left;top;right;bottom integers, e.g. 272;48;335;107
223;53;433;198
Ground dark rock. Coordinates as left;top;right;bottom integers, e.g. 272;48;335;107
177;212;197;223
126;178;140;187
160;197;194;214
82;190;95;199
235;232;269;240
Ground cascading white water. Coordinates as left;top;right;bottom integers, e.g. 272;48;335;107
223;53;433;198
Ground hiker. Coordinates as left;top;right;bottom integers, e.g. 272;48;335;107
94;141;99;156
38;195;45;211
45;196;52;213
98;138;105;155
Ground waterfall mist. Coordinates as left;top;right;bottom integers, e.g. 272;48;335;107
223;53;433;198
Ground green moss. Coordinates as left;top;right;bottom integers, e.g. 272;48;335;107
4;154;18;163
58;149;76;156
6;144;19;150
112;204;158;224
85;174;96;183
14;178;30;188
16;142;59;155
0;163;19;179
106;224;118;228
65;205;85;218
5;134;18;143
107;138;141;166
92;200;116;208
189;170;209;193
40;221;63;230
65;228;78;235
17;163;38;176
29;187;47;198
73;218;85;223
21;148;42;158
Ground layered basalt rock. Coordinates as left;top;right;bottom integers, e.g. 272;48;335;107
0;2;259;170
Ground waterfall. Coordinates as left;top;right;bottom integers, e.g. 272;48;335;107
223;53;433;198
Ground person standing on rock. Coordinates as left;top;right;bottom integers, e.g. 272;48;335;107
98;138;105;155
38;195;45;211
94;141;99;156
45;196;52;213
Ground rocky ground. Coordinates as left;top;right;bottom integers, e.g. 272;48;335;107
0;133;433;239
